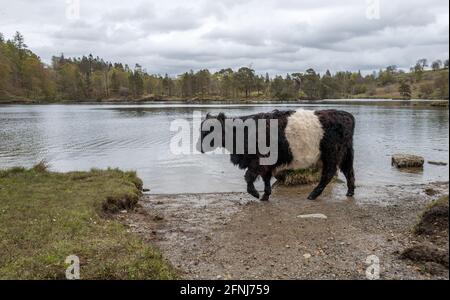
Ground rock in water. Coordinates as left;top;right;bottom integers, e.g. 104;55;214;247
391;154;424;168
428;161;448;166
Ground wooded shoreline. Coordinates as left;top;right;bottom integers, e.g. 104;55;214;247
1;97;448;108
1;32;449;105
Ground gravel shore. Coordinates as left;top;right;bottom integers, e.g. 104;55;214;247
120;181;449;280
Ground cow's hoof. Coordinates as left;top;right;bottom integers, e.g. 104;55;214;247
260;194;270;201
346;191;354;197
307;193;318;200
248;190;260;199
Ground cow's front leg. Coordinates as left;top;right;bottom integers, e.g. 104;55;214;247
245;168;260;199
260;173;272;201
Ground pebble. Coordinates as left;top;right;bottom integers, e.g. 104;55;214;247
153;215;164;221
297;213;328;219
303;253;312;259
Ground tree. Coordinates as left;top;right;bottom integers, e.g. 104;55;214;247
434;72;449;100
216;68;234;98
179;72;193;97
135;72;144;97
234;67;255;97
398;81;411;99
56;63;84;100
320;70;339;99
260;73;270;96
0;43;12;93
128;72;135;97
419;83;433;99
110;71;120;94
8;31;28;89
412;62;424;81
270;75;287;99
386;65;398;73
12;31;27;49
161;73;173;97
255;75;265;96
417;58;428;69
431;60;442;71
379;66;396;86
195;69;211;98
300;68;321;99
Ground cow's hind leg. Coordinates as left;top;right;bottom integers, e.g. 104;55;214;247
260;172;272;201
245;168;260;199
307;157;337;200
340;147;355;197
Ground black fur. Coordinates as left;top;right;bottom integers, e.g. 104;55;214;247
309;110;356;200
199;109;355;201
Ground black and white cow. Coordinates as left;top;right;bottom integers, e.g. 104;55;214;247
198;109;355;201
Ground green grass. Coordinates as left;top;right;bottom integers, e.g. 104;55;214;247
424;195;449;211
0;166;176;279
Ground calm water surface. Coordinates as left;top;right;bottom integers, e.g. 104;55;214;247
0;104;448;193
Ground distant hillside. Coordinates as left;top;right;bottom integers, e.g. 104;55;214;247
0;32;448;103
352;69;449;100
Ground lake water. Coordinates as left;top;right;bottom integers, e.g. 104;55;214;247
0;103;448;193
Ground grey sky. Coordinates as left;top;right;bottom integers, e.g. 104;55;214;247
0;0;448;75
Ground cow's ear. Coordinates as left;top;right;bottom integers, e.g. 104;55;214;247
206;112;211;119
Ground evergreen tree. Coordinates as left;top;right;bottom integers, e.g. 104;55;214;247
399;80;412;99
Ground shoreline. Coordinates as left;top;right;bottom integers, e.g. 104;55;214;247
0;98;448;107
0;167;177;279
1;165;448;279
123;181;449;279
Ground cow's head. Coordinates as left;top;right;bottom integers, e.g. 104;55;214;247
197;112;226;153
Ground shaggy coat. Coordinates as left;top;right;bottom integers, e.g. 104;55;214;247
199;109;355;201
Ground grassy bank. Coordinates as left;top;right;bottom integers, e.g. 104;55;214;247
0;165;176;279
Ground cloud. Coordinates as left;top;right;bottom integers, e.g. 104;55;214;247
0;0;448;75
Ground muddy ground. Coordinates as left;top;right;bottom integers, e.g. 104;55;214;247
119;181;449;280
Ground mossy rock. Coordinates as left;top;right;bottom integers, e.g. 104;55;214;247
401;244;449;268
274;166;323;186
391;154;424;168
414;195;449;235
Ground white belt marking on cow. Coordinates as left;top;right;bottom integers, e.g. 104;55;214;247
274;109;324;174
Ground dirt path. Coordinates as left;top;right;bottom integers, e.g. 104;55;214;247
120;181;449;280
